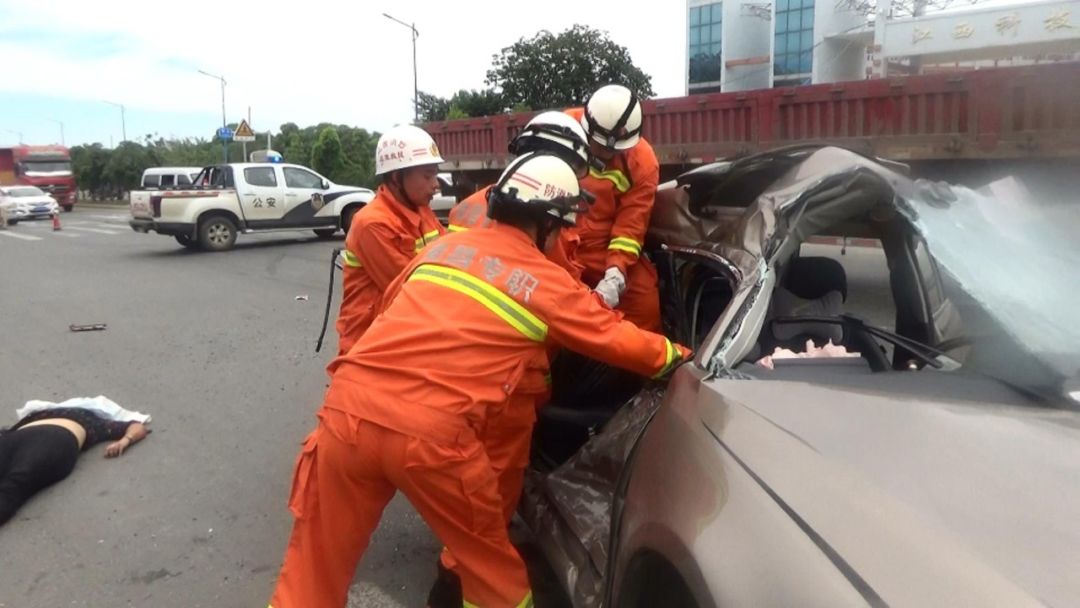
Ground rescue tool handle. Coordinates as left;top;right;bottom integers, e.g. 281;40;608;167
315;248;343;354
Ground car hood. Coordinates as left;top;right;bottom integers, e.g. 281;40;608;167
705;374;1080;606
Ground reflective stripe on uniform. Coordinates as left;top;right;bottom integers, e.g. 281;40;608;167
651;338;681;379
448;224;469;233
608;236;642;256
342;250;362;268
464;591;534;608
408;265;548;342
414;229;442;252
588;167;631;193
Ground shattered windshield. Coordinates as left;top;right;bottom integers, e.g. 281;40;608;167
907;176;1080;397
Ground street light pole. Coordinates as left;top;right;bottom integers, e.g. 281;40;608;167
383;13;420;122
103;101;127;143
47;119;65;145
198;69;229;162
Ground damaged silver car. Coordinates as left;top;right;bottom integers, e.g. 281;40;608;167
524;146;1080;607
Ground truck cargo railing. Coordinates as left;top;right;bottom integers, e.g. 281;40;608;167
427;63;1080;171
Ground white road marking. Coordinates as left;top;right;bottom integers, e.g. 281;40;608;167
0;231;43;241
66;226;120;235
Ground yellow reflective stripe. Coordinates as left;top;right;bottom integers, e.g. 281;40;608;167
651;338;681;379
447;224;469;233
608;236;642;256
589;167;631;193
464;591;533;608
342;250;362;268
408;265;548;342
414;229;442;248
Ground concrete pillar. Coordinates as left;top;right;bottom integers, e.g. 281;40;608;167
722;0;773;91
812;0;871;83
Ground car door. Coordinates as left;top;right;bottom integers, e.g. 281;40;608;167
282;166;334;227
238;166;287;226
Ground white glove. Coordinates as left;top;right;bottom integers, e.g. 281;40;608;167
594;267;627;308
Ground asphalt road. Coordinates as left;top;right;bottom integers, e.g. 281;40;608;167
0;207;895;608
0;207;441;608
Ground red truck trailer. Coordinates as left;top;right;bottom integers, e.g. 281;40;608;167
0;145;78;211
427;63;1080;188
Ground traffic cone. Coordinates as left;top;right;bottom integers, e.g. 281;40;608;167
52;212;62;231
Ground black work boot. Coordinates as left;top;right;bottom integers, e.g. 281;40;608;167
426;559;463;608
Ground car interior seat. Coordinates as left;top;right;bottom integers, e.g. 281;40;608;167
753;256;848;359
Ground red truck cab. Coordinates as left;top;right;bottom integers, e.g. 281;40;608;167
0;145;78;211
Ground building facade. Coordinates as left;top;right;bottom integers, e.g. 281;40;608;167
686;0;1080;94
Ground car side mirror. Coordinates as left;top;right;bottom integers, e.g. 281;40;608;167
321;179;330;190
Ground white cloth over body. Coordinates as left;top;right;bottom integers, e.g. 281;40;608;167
16;395;152;424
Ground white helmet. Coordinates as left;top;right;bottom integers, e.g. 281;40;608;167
509;111;592;177
487;152;591;228
581;84;643;151
375;125;445;176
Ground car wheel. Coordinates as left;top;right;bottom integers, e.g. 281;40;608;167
198;215;237;252
174;234;199;249
5;219;17;226
313;228;337;239
341;205;360;237
62;205;73;212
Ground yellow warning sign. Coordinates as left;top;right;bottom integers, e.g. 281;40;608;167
234;119;256;142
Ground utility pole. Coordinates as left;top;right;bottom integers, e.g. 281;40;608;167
47;119;65;145
103;101;127;143
198;70;229;162
383;13;420;122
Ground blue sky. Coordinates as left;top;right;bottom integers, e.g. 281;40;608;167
0;0;687;148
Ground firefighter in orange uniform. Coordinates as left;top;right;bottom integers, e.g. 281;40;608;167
566;84;662;331
269;153;691;608
334;124;447;356
429;111;594;606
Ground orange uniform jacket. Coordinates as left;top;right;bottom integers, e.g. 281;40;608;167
564;107;660;279
446;185;584;404
335;186;445;356
325;223;688;444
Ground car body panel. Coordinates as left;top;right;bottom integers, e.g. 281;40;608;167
525;146;1080;608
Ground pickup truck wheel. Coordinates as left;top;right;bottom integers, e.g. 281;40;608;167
313;228;338;239
198;216;237;251
174;234;198;249
341;205;359;236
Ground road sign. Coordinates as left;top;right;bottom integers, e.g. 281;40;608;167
234;119;256;142
217;127;234;140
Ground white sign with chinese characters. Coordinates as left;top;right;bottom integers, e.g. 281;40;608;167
881;0;1080;59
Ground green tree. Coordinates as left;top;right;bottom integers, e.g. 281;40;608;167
103;141;156;195
419;89;506;122
309;126;343;181
485;25;654;110
70;143;111;198
418;91;453;122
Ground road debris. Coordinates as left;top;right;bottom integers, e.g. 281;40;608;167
69;323;107;332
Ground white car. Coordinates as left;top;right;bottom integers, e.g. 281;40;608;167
0;185;60;224
432;172;458;224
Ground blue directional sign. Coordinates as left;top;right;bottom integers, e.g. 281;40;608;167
217;127;234;140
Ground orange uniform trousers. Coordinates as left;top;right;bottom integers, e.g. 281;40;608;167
269;407;532;608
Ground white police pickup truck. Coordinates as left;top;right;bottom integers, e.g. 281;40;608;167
129;162;374;251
